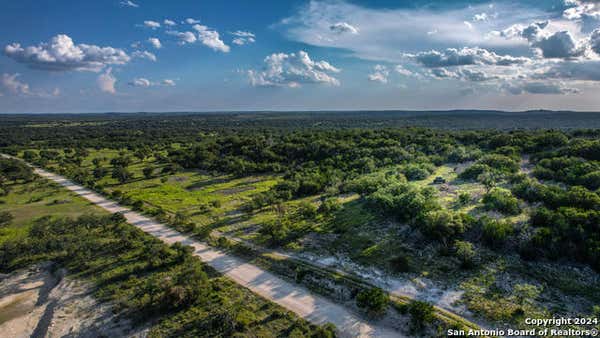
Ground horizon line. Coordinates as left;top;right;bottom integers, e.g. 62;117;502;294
3;109;600;115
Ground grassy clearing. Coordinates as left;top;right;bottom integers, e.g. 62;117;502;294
0;179;105;244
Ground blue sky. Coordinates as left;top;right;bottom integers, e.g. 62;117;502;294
1;0;600;112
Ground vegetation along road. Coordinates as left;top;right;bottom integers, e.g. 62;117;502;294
4;154;402;338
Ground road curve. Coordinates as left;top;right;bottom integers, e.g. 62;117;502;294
22;162;403;338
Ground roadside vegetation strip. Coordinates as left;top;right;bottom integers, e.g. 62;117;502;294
213;232;485;333
12;159;401;338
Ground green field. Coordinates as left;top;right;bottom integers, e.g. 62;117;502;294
0;178;105;244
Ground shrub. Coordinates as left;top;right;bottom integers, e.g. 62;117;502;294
0;211;13;227
460;154;518;180
110;156;131;167
344;171;405;195
318;198;341;214
482;188;521;215
23;150;39;162
92;167;108;179
0;158;34;182
356;287;389;315
112;166;132;183
132;200;144;211
407;300;434;332
403;164;433;181
297;201;317;219
478;154;519;174
418;210;466;245
459;163;490;180
582;171;600;190
110;212;127;224
389;254;412;273
454;240;476;268
458;192;471;205
480;216;513;248
259;218;291;245
368;183;439;221
142;166;154;179
312;323;337;338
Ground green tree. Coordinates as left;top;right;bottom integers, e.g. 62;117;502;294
458;192;471;206
23;150;38;162
407;300;434;332
259;218;290;245
93;167;108;179
481;216;513;248
111;166;132;183
318;198;341;214
0;158;34;182
356;287;389;315
0;211;13;227
482;188;521;215
297;201;317;219
418;210;466;246
142;166;154;179
454;240;476;268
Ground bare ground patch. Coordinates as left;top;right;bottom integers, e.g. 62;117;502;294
0;263;147;338
215;185;256;195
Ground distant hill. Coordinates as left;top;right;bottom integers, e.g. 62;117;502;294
2;110;600;130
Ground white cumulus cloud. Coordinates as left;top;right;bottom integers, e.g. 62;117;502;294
368;65;389;83
4;34;130;72
193;24;230;52
167;31;197;45
395;65;414;76
231;31;256;45
1;73;30;95
97;68;117;94
132;50;157;61
144;20;161;29
563;0;600;20
1;73;61;98
497;21;588;59
408;47;528;67
248;51;340;87
148;37;162;49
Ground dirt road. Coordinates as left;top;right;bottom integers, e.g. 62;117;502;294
27;164;402;338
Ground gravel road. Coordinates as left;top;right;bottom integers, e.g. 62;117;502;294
30;165;402;338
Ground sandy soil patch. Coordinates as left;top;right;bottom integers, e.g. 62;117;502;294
0;263;147;338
